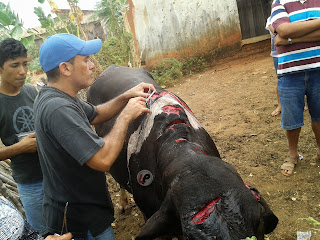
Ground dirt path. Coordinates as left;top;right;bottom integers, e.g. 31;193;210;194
105;40;320;239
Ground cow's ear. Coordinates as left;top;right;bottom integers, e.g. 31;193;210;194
258;197;279;234
136;191;181;240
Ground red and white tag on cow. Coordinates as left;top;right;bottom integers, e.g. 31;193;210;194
137;170;153;186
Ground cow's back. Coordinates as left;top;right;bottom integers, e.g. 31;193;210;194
89;64;163;103
87;65;164;195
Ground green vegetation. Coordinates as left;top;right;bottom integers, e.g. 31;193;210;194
0;0;211;86
299;217;320;231
28;57;42;74
94;0;136;68
150;58;183;87
26;41;42;74
95;35;131;70
182;55;206;75
149;55;207;87
25;76;32;84
0;2;34;46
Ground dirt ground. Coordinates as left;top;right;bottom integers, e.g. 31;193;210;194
31;40;320;239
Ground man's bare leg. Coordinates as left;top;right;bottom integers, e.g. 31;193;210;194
281;128;301;176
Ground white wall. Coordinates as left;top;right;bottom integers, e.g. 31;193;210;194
129;0;241;65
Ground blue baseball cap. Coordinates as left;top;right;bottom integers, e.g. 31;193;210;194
39;33;102;72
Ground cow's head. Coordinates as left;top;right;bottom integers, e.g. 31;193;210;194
135;156;278;240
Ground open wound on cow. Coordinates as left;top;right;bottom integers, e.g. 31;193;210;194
162;105;184;115
191;196;222;224
245;184;261;201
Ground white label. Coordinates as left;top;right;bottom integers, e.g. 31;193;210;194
137;170;153;186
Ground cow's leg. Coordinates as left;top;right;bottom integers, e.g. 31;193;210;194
136;189;181;240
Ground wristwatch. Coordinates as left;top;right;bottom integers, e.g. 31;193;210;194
288;38;293;45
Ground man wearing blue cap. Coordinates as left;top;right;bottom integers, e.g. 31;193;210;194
34;33;155;239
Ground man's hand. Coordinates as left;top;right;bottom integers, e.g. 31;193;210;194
18;133;37;153
274;34;290;47
45;233;72;240
124;82;156;99
120;97;151;122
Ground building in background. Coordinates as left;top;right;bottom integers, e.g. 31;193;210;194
123;0;270;67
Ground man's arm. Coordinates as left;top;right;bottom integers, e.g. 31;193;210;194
276;19;320;39
86;97;150;171
275;28;320;46
0;134;37;161
268;24;275;35
91;82;155;125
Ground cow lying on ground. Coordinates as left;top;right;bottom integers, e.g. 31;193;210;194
87;64;278;240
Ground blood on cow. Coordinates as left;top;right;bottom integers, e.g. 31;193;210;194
191;196;221;224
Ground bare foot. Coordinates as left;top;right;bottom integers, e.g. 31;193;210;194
271;107;281;117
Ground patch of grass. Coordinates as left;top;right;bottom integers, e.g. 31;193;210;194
150;58;183;87
298;217;320;231
181;55;206;75
150;55;207;87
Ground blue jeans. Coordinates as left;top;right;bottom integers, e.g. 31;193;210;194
74;226;115;240
277;70;320;130
273;57;278;73
17;180;47;235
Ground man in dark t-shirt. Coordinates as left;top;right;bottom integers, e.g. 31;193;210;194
34;33;155;239
0;38;47;235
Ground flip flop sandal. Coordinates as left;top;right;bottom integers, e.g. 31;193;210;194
281;155;300;176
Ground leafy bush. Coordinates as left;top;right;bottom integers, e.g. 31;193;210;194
182;55;206;75
96;36;131;69
28;57;42;74
26;41;39;60
25;41;42;74
25;76;32;84
150;58;183;87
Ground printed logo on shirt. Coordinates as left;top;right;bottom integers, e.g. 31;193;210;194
12;106;35;134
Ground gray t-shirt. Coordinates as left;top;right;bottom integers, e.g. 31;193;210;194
0;84;42;184
34;86;114;238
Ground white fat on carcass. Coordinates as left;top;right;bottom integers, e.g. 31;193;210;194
127;94;202;162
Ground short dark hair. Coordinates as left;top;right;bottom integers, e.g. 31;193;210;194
46;56;75;83
0;38;27;68
46;67;60;82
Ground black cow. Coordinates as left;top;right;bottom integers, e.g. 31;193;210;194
87;65;278;240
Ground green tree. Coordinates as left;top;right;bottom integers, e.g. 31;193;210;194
33;0;78;37
94;0;138;67
0;2;34;46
